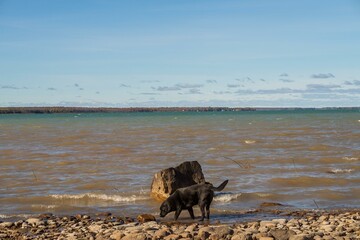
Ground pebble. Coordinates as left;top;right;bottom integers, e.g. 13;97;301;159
0;210;359;239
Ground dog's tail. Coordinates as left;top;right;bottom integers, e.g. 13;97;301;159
211;180;229;191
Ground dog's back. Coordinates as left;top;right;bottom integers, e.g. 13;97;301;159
160;180;228;220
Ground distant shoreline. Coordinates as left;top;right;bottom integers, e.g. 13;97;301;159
0;106;359;114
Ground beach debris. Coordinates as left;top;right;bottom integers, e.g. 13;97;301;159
150;161;205;201
137;214;156;223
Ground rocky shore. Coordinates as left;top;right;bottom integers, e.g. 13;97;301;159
0;210;359;240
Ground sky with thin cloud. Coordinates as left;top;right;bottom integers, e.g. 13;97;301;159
1;0;359;107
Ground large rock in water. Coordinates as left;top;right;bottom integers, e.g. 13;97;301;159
150;161;205;201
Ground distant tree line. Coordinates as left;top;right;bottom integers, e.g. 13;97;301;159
0;107;256;114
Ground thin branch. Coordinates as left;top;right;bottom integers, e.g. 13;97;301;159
313;199;320;209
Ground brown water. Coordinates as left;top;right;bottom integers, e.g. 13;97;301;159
0;110;359;221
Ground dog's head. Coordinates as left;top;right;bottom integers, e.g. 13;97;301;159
159;200;171;218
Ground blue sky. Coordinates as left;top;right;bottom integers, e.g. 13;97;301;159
1;0;359;107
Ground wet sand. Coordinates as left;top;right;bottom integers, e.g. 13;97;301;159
1;209;359;240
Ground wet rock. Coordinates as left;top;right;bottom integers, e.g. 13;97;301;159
260;202;284;208
96;212;112;218
150;161;205;200
137;214;156;223
38;213;53;219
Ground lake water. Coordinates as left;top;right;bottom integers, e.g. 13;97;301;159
0;110;359;221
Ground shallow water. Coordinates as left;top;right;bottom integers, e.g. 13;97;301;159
0;110;359;220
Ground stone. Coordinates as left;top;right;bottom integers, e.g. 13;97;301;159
185;223;198;232
197;231;211;240
269;229;296;240
259;237;274;240
88;224;102;233
231;233;252;240
164;233;181;240
121;233;147;240
272;218;287;225
211;225;234;239
137;214;156;223
96;212;112;217
110;230;124;240
154;228;171;238
321;224;336;232
198;226;213;239
26;218;43;226
180;232;192;238
39;213;53;219
260;221;276;228
0;222;14;228
289;234;312;240
124;226;143;233
150;161;205;200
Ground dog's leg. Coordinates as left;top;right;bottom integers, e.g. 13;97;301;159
174;207;182;220
206;204;210;219
187;207;195;219
199;204;205;221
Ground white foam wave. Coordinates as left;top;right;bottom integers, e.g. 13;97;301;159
256;193;271;197
244;140;256;144
50;193;150;202
214;193;242;203
31;204;57;209
0;214;31;219
342;157;359;161
328;168;354;174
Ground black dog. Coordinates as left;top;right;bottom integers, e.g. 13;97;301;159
159;180;228;221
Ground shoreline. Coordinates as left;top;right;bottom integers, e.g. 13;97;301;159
1;106;359;114
1;209;359;239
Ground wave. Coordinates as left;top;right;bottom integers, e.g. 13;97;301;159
214;193;242;202
327;168;354;174
50;193;150;202
342;157;359;161
0;214;31;219
31;204;58;210
214;192;273;203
